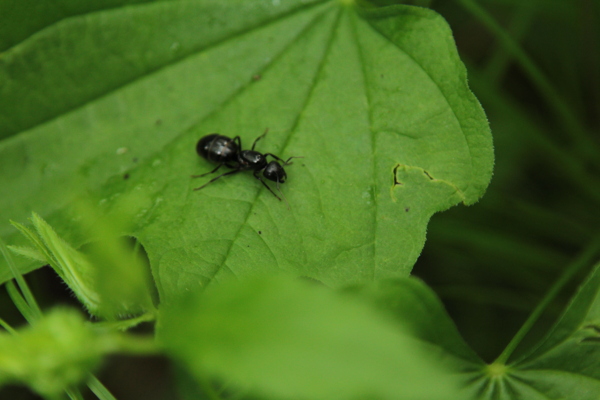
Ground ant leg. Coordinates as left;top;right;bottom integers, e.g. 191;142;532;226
191;163;224;178
263;153;284;162
193;169;241;191
232;136;242;149
264;154;303;166
253;169;281;201
251;128;269;150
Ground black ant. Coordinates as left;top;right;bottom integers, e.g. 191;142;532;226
192;129;300;206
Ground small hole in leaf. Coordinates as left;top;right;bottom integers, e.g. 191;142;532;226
392;164;403;186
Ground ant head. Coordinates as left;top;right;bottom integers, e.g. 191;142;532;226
263;160;292;210
263;161;287;183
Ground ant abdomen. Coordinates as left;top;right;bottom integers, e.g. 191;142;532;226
196;134;239;163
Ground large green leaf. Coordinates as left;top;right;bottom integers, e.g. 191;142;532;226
0;0;493;301
160;269;600;399
344;278;483;367
0;0;161;56
344;277;487;397
158;276;461;400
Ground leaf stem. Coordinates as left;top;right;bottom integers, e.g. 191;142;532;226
0;317;16;334
92;311;156;332
5;281;38;323
0;237;42;322
65;387;85;400
483;2;536;84
87;375;117;400
112;333;160;356
456;0;599;159
494;235;600;364
469;69;600;206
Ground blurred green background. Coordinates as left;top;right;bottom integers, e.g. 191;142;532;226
415;0;600;362
1;0;599;398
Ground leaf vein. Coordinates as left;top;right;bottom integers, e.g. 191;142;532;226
204;5;342;285
13;0;332;135
349;10;378;281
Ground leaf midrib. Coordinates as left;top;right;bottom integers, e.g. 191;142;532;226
349;10;378;281
201;5;343;287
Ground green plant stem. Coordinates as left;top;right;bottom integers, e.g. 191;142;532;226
484;2;535;84
113;333;160;356
65;387;84;400
0;237;42;321
501;197;593;246
456;0;598;159
0;317;16;334
5;281;37;323
88;375;117;400
92;311;156;331
437;284;538;312
469;69;600;206
494;235;600;364
431;219;570;276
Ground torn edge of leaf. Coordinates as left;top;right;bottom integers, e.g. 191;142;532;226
390;163;466;204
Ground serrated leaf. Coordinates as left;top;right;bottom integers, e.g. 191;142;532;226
10;212;154;319
6;245;45;262
158;276;461;400
0;1;493;300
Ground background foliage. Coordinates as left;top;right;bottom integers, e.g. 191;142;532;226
416;0;600;362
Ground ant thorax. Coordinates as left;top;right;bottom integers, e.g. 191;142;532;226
238;150;266;169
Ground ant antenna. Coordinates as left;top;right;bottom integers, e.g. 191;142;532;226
251;127;269;150
283;156;303;166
